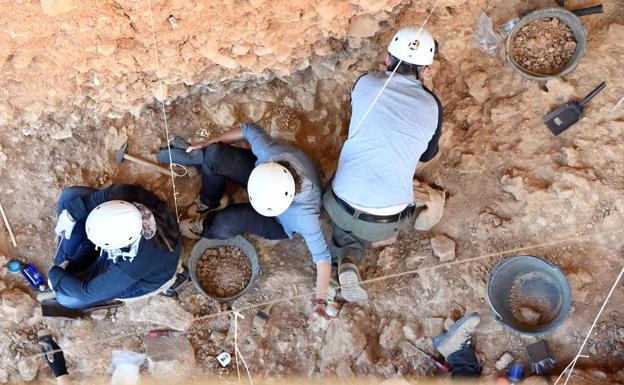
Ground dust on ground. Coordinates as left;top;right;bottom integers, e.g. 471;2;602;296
1;0;624;384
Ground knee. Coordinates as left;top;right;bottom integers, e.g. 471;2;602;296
55;293;83;309
205;210;239;239
57;187;83;211
203;143;227;166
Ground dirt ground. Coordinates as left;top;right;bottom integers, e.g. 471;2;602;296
1;0;624;384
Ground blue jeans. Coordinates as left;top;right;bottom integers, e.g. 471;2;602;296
54;187;152;309
54;187;96;265
448;348;482;378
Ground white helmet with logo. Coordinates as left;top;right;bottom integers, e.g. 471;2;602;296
86;200;143;250
247;162;295;217
387;27;435;65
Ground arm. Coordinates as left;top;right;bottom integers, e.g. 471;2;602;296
299;223;334;320
48;261;136;304
419;86;443;163
186;126;244;152
62;187;109;223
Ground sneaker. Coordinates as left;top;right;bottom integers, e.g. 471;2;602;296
338;262;368;303
327;278;340;302
187;195;230;217
433;312;481;359
180;216;204;239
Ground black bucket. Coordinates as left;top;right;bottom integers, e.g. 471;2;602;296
487;255;571;336
188;235;261;302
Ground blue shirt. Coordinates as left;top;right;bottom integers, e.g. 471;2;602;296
333;72;441;208
242;124;330;264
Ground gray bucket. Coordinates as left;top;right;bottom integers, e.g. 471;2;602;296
505;8;587;80
487;255;571;336
188;236;261;302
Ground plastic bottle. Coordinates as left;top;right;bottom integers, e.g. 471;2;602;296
507;364;524;384
7;259;22;273
21;263;47;292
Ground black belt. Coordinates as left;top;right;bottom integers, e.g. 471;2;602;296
331;189;414;224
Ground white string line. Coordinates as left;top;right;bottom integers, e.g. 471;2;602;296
145;111;189;178
234;312;241;382
554;265;624;385
21;222;624;364
146;0;181;222
609;96;623;114
233;312;254;385
349;0;441;139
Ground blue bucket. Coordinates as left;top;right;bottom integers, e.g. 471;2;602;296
487;255;571;336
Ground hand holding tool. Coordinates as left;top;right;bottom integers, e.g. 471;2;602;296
405;340;450;373
117;142;172;176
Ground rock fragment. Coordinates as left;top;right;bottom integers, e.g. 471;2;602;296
378;318;404;349
431;235;456;262
413;180;446;231
143;335;196;378
495;352;514;370
1;289;36;323
128;297;193;331
423;317;444;337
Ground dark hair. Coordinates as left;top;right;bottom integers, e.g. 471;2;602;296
387;54;426;78
277;161;302;194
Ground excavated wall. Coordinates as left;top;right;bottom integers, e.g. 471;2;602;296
0;0;410;134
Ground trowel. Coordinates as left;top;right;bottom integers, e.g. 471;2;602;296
543;82;606;135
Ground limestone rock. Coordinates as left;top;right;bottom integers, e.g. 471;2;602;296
144;335;196;378
336;361;354;378
240;101;269;122
153;84;168;102
348;15;380;37
1;289;37;323
465;71;489;104
378;318;404;350
495;352;513;370
402;322;422;341
17;359;38;382
431;235;456;262
40;0;77;16
128;297;193;331
211;103;237;127
423;317;444;337
413;180;446;231
501;175;529;202
0;150;6;178
320;318;366;369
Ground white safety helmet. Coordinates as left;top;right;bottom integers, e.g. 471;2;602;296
86;200;143;250
387;27;435;65
247;162;295;217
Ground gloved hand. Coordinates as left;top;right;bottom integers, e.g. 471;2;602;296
55;210;75;240
39;336;69;378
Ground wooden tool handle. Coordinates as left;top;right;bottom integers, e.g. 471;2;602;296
124;154;172;176
0;201;17;247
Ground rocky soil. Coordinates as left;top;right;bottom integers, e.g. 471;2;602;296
196;247;251;299
512;18;577;75
1;0;624;384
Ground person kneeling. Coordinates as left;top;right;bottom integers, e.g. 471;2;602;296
49;184;181;309
163;124;333;319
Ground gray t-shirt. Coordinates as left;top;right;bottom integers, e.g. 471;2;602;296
333;72;440;208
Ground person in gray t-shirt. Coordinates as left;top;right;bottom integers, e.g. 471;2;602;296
324;27;443;303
